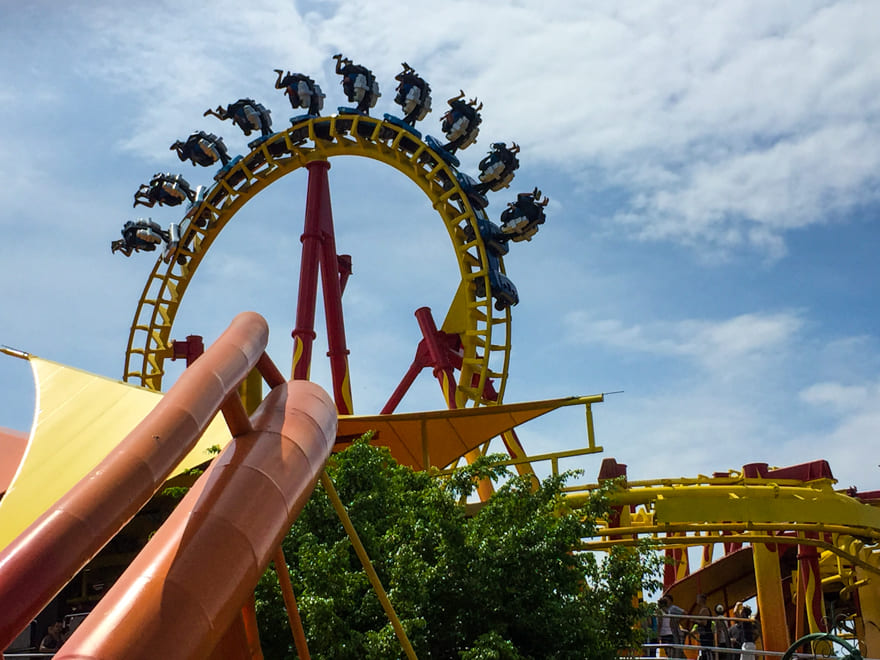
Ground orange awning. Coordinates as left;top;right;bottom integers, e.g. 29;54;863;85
337;395;603;470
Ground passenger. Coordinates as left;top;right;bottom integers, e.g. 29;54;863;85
111;219;170;257
333;53;380;113
394;62;431;124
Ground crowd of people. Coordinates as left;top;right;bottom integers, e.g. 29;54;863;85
644;595;759;659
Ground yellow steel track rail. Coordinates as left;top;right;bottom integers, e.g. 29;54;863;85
124;115;512;407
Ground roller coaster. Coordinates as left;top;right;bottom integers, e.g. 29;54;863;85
0;55;878;658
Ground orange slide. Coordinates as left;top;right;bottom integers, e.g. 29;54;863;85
0;312;339;657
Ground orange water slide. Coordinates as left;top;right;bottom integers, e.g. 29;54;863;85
0;312;272;648
56;379;337;659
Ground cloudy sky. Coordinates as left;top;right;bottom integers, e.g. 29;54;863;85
1;1;878;492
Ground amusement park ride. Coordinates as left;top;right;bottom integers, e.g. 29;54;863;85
1;54;879;658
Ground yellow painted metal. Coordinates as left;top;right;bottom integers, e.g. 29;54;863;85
336;395;603;470
563;474;880;656
0;357;230;551
124;115;512;411
853;567;880;654
565;481;880;531
239;369;264;415
320;472;418;660
752;537;790;652
440;280;472;338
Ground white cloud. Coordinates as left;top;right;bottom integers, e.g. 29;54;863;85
800;381;873;413
564;311;803;374
27;0;876;258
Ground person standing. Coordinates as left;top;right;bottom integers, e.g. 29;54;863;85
39;620;66;653
693;594;714;660
658;596;686;658
714;604;732;660
740;605;757;660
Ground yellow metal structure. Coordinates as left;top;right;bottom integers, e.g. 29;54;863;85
561;472;880;656
124;115;513;411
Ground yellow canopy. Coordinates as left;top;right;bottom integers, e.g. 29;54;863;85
337;395;604;470
0;357;230;551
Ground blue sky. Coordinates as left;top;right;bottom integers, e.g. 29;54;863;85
1;1;878;491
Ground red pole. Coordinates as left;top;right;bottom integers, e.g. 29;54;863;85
414;307;458;410
291;161;328;382
315;175;353;415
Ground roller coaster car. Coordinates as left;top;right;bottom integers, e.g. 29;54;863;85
204;99;272;137
470;229;518;310
453;171;489;210
473;252;519;311
162;220;194;265
214;155;244;182
383;114;423;140
184;185;207;213
162;222;182;264
171;131;230;168
424;135;460;168
463;215;510;257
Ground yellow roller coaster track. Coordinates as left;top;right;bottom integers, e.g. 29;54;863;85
123;114;512;408
565;475;880;577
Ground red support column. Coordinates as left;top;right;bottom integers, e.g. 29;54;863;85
290;161;327;383
290;160;354;414
414;307;458;410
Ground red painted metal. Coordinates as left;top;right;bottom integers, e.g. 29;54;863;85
291;162;326;382
290;160;353;414
0;312;270;650
383;307;464;413
172;334;205;366
414;307;457;410
55;380;338;659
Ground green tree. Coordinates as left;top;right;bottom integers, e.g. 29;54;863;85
255;439;661;659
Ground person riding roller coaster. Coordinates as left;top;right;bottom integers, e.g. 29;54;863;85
110;219;170;257
133;173;197;208
203;99;273;137
273;69;325;116
499;188;549;242
333;53;380;114
441;90;482;153
170;131;231;168
393;62;432;125
475;142;520;193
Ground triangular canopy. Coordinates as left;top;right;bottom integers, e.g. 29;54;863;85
337;395;604;470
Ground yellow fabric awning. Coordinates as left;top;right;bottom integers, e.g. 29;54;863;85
0;357;231;551
337;395;603;470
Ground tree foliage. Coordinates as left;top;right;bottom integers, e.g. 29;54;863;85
255;439;661;659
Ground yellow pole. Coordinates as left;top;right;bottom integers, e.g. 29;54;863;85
752;539;790;653
320;472;419;660
854;568;880;658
